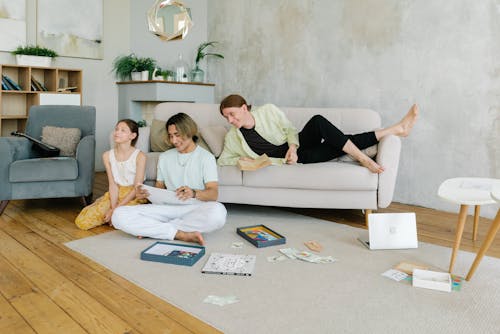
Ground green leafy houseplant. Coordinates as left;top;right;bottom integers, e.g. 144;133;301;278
191;41;224;82
112;54;157;81
12;45;58;58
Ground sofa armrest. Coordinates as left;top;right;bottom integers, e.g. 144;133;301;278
75;135;96;195
0;137;32;200
376;135;401;208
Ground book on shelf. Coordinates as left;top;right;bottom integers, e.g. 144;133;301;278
1;77;9;90
237;153;272;171
2;74;21;90
30;76;46;91
57;86;78;93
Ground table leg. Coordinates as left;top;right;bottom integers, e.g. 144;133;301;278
473;205;480;241
466;210;500;280
449;204;468;273
365;209;372;228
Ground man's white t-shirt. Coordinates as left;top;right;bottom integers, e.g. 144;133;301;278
157;145;218;190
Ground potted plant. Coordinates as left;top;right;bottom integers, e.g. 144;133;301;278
112;54;156;81
191;41;224;82
12;45;58;67
112;54;138;81
135;57;156;81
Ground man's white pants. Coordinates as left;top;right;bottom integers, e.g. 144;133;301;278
112;202;227;240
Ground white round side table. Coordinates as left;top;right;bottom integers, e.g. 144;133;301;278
437;177;500;273
466;186;500;280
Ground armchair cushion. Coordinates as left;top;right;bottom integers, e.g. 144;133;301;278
9;157;78;182
41;125;81;156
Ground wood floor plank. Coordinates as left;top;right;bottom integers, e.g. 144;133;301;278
0;225;134;334
100;270;223;334
0;242;86;334
0;287;36;334
0;215;198;334
10;291;87;334
4;205;108;274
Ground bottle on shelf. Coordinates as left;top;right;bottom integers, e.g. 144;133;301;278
174;53;189;82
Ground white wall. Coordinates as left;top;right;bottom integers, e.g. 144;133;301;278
0;0;130;171
0;0;208;171
207;0;500;218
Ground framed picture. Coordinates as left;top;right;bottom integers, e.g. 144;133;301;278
0;1;26;51
140;241;205;266
37;0;103;59
236;224;286;248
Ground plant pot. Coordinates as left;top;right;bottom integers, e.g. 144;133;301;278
131;72;142;81
16;55;53;67
190;66;204;83
141;70;149;81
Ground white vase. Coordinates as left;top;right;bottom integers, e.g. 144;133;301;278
16;55;53;67
131;72;142;81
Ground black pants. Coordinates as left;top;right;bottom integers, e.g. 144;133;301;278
297;115;378;164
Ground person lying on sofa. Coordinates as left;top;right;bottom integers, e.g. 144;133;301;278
217;94;419;173
112;113;227;245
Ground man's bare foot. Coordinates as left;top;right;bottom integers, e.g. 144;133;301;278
397;104;419;137
359;156;385;174
175;230;205;245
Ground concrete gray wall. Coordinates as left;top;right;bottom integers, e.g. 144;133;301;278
207;0;500;218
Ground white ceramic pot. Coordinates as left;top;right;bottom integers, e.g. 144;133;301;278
131;72;142;81
16;55;53;67
141;70;149;81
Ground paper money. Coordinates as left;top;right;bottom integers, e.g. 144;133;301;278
279;248;337;264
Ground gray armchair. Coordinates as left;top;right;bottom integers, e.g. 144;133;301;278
0;105;96;215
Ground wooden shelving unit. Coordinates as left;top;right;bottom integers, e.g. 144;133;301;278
0;64;82;136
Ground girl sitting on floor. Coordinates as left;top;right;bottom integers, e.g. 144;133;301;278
75;119;147;230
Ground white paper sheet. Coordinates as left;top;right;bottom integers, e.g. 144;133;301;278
141;184;198;205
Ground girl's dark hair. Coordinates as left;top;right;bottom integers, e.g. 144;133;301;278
219;94;252;114
117;118;139;146
166;113;199;144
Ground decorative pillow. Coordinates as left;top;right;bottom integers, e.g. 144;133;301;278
335;145;378;162
41;126;81;157
150;119;173;152
149;118;212;154
199;125;228;157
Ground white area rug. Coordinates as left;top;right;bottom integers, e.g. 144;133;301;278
65;205;500;334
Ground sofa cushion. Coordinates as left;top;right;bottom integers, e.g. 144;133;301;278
200;125;227;157
335;144;378;162
218;165;243;186
150;119;212;154
41;125;81;156
150;119;173;152
242;162;378;191
9;157;78;182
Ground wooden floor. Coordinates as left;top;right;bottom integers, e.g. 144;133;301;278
1;172;498;334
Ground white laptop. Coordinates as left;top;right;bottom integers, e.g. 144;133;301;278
358;213;418;250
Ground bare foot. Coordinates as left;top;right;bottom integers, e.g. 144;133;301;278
175;231;205;245
359;156;385;174
397;104;419;137
137;236;143;239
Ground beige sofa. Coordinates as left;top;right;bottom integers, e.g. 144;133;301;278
130;102;401;224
